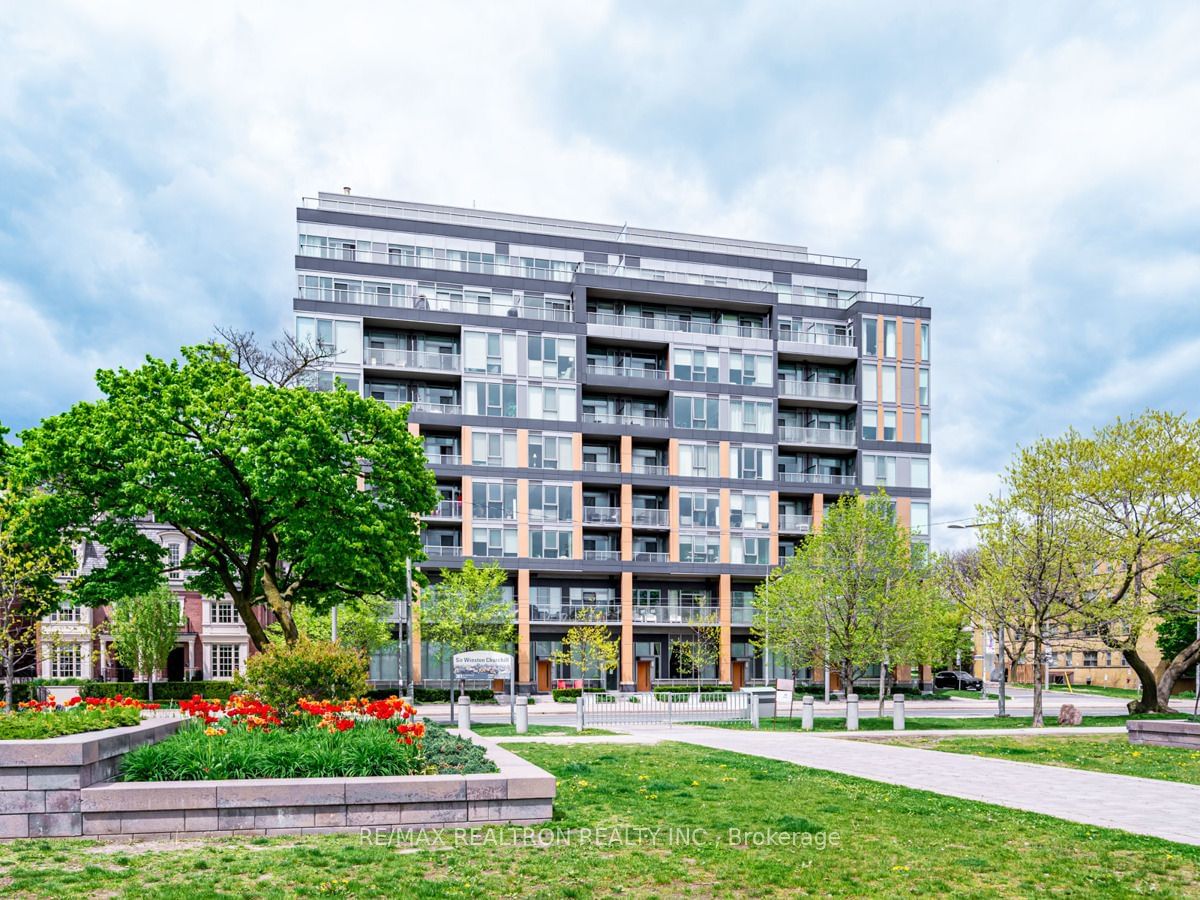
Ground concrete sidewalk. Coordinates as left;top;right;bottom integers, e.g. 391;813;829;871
628;725;1200;847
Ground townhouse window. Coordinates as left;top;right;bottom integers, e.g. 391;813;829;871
731;399;773;434
530;529;572;559
528;335;576;379
673;348;719;383
673;396;719;430
1083;651;1098;668
881;366;897;402
213;644;242;679
51;644;82;678
862;363;877;402
910;502;930;536
911;458;930;489
729;352;770;386
862;409;878;441
679;492;719;528
48;605;82;623
920;323;930;359
529;483;573;523
883;410;897;441
730;493;769;529
732;537;770;565
472;527;518;558
463;331;517;375
528;384;576;422
679;442;720;477
465;381;518;417
211;601;238;625
863;317;878;356
473;480;518;520
883;320;897;357
528;433;573;470
729;445;772;480
472;430;518;467
919;368;930;406
166;542;182;581
679;533;721;563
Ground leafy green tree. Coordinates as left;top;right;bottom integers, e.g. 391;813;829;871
16;345;438;652
670;612;721;691
108;584;183;702
267;596;393;656
1151;554;1200;699
551;608;619;689
0;461;75;708
417;561;514;657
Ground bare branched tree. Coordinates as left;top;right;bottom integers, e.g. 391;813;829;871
213;326;339;387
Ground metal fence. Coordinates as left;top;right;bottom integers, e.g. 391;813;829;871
579;690;751;728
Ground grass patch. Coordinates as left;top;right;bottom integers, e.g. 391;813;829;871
703;713;1187;732
887;734;1200;786
119;720;494;780
470;724;616;737
1013;682;1197;700
0;706;141;740
0;742;1197;896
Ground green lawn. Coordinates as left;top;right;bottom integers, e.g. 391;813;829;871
470;723;616;737
887;734;1200;786
0;742;1196;896
707;713;1185;732
1013;682;1197;700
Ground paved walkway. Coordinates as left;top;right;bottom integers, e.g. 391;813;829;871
623;724;1200;847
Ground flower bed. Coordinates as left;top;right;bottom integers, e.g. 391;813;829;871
119;694;495;781
0;695;158;740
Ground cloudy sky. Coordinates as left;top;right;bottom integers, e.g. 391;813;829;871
2;2;1198;547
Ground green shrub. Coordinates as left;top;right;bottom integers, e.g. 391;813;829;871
413;688;496;704
0;706;141;740
235;641;368;713
119;720;494;780
80;681;236;702
550;687;606;702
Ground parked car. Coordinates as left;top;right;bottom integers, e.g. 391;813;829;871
933;670;983;691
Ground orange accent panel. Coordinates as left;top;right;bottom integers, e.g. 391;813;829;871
620;571;634;685
895;496;912;530
516;429;529;469
620;483;633;561
812;493;825;532
460;425;472;462
719;573;732;683
572;433;583;471
620;435;632;474
407;422;420;437
718;441;730;478
668;438;680;476
517;570;531;684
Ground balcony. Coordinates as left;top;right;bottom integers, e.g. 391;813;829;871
583;549;623;561
778;328;853;348
586;311;772;341
631;508;669;527
778;381;856;402
778;514;814;533
297;283;573;321
425;452;462;466
422;544;462;558
778;471;856;486
731;607;755;625
426;500;463;519
632;462;669;476
581;460;621;474
586;363;668;380
778;426;856;448
379;398;462;416
363;347;461;372
582;507;621;525
531;603;622;623
631;605;720;624
631;550;670;563
582;411;669;428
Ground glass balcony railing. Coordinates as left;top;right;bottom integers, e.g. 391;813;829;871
582;411;669;428
530;604;622;623
778;426;856;447
632;462;669;476
425;500;463;519
631;605;720;624
585;363;668;380
422;544;462;558
778;471;856;485
586;311;772;341
778;514;814;533
778;381;856;401
581;460;622;473
297;284;573;321
631;508;669;527
631;550;669;563
363;347;461;371
377;398;461;416
582;507;621;525
425;451;462;466
582;549;623;561
777;329;854;348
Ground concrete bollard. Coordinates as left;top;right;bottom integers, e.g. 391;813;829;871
457;694;472;734
802;695;814;731
893;694;905;730
750;694;762;729
846;694;859;731
515;696;529;734
576;696;585;732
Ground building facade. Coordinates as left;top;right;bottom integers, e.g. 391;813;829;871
294;192;931;693
38;522;260;683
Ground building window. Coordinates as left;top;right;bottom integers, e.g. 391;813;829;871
472;430;518;467
911;502;930;536
472;480;518;520
528;385;576;422
920;323;930;359
911;458;930;489
464;331;517;376
211;601;238;625
729;352;770;386
529;483;573;523
862;409;878;441
919;368;930;406
862;364;877;402
673;348;719;383
881;366;897;402
730;493;769;530
863;317;878;356
731;399;773;434
883;320;897;358
47;605;82;623
731;536;770;565
530;529;572;559
862;455;897;487
528;335;576;380
921;413;931;443
729;445;772;480
679;442;720;477
673;395;719;430
1083;651;1098;668
528;433;573;470
472;527;518;558
679;492;720;528
166;542;182;580
50;644;82;678
883;410;897;441
465;381;518;417
213;644;241;679
679;533;721;563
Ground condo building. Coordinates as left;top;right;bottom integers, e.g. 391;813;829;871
294;192;931;693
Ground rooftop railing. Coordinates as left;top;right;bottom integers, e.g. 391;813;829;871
304;195;863;267
298;242;575;283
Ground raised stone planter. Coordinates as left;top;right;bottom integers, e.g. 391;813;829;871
0;717;182;838
1127;719;1200;749
0;719;555;840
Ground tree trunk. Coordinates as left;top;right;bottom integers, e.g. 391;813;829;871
234;596;273;653
4;655;13;711
147;671;154;703
1031;634;1044;727
1124;647;1167;714
1155;637;1200;711
877;661;888;717
259;570;301;646
842;661;854;698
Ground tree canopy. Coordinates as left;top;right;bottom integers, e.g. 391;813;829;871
15;345;438;652
416;561;514;657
